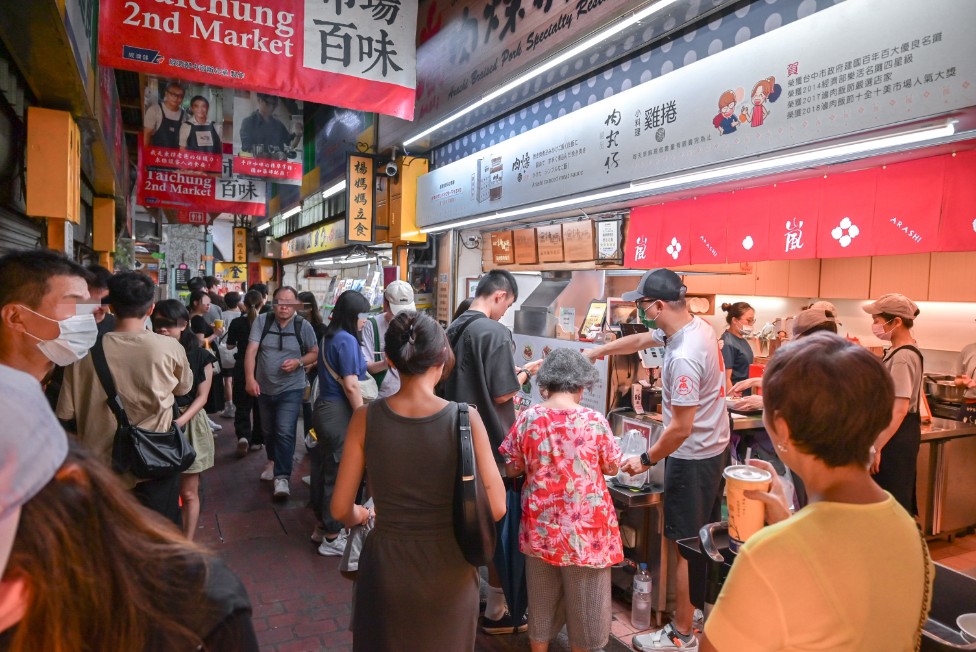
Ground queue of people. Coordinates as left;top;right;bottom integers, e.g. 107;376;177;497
0;246;940;651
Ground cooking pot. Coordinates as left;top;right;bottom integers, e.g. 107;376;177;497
925;375;967;405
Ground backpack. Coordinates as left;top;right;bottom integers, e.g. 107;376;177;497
257;313;308;357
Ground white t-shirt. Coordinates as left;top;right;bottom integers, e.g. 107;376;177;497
655;317;730;460
953;342;976;399
360;313;400;398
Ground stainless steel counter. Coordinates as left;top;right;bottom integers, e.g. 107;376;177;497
922;418;976;442
612;410;765;431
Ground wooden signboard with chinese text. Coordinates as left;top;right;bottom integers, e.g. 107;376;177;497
537;224;564;262
491;231;515;264
346;154;375;243
562;220;595;261
233;227;248;263
513;228;538;264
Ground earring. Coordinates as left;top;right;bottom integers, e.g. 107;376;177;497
775;443;787;453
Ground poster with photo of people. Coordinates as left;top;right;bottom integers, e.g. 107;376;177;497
142;76;226;173
232;90;304;185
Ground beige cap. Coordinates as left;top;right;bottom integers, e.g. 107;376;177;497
384;280;416;315
861;293;919;321
793;309;838;337
808;300;837;313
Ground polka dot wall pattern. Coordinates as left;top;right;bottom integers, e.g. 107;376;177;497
430;0;842;169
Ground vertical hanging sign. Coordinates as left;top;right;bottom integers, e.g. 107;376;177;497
346;154;375;243
233;227;248;263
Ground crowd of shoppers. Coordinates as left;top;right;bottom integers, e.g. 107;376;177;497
0;246;938;650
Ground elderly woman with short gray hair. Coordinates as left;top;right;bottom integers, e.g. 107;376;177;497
499;348;623;652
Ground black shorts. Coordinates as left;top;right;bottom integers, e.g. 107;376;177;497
663;448;729;541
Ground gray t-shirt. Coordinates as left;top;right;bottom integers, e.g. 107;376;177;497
248;314;318;394
361;313;400;399
884;345;923;413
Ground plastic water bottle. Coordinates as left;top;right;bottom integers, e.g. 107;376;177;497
631;563;652;630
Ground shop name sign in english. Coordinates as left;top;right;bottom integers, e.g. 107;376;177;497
417;0;976;227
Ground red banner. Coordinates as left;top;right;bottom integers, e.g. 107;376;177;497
98;0;417;120
725;188;771;263
657;201;694;267
689;194;729;264
937;151;976;252
768;178;821;260
872;157;945;256
624;205;664;268
136;136;266;216
817;167;878;258
231;91;304;184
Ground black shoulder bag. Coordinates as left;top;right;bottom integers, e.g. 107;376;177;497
90;340;196;479
452;402;496;567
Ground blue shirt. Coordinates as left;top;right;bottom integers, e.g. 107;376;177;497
721;329;755;386
318;331;367;402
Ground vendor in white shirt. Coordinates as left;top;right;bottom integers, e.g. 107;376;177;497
361;281;416;399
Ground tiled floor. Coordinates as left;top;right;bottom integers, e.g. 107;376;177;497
197;413;976;650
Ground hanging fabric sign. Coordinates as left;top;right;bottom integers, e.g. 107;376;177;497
98;0;417;119
936;151;976;253
141;76;224;174
231;91;303;184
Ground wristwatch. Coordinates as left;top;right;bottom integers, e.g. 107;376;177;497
640;451;653;468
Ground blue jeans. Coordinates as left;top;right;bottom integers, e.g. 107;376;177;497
257;388;304;479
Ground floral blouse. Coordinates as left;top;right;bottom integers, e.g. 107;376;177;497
499;405;623;568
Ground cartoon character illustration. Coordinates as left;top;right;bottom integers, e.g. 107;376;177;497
742;76;781;128
713;89;740;135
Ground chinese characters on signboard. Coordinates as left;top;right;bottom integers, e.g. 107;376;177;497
346;154;375;243
233;227;248;263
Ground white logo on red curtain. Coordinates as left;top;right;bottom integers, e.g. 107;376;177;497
971;218;976;234
831;217;860;248
674;375;697;396
742;236;755;250
635;236;649;261
889;216;923;244
666;237;682;260
784;218;804;253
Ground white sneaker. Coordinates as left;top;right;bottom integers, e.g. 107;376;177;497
692;609;704;635
273;477;290;498
310;525;328;544
207;416;222;432
259;461;274;481
220;403;236;419
317;530;348;557
302;475;311;486
632;623;699;650
236;437;249;458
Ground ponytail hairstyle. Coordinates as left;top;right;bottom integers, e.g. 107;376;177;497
721;301;753;326
385;311;454;379
151;299;197;352
243;289;262;326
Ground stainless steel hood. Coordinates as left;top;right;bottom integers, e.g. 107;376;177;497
514;271;605;337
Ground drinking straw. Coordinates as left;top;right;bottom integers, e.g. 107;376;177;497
745;447;753;464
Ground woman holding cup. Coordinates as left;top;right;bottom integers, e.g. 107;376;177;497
700;332;932;652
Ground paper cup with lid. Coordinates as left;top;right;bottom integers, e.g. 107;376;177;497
724;464;773;552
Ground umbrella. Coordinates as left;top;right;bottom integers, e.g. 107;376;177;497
493;477;527;631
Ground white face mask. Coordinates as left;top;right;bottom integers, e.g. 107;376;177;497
20;306;98;366
739;326;753;337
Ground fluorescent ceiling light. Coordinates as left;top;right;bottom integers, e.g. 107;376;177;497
281;205;301;219
314;254;372;266
630;120;956;193
403;0;681;148
322;180;346;200
420;120;956;234
256;221;271;232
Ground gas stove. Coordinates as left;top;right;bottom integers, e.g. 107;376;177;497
929;398;962;421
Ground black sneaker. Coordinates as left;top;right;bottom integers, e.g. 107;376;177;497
480;611;528;635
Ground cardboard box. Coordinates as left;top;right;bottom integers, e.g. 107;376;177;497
513;228;538;264
490;230;515;264
537;225;564;262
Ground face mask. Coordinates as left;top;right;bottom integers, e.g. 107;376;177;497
638;304;660;330
738;326;753;337
871;319;894;342
20;306;98;366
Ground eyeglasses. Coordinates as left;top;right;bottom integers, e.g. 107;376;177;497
166;90;185;98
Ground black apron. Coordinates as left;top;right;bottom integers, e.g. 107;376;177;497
151;103;184;148
185;121;221;153
873;345;923;514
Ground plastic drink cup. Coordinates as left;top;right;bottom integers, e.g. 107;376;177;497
724;464;773;552
214;319;224;329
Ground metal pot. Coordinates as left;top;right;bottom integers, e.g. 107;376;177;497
925;375;966;405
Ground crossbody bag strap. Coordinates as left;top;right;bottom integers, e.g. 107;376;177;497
457;402;475;483
320;341;342;383
89;340;132;429
369;316;381;361
886;344;925;414
448;313;487;352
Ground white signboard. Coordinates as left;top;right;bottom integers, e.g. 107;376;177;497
418;0;976;227
512;333;608;415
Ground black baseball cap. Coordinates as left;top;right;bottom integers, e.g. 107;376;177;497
622;269;686;302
